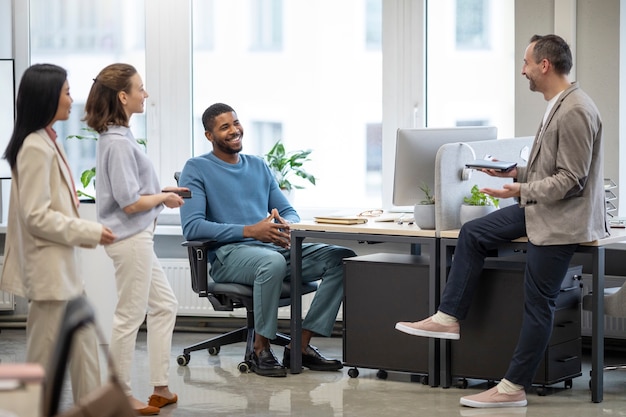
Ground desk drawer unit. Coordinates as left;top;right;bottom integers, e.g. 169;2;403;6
448;261;582;392
343;253;433;379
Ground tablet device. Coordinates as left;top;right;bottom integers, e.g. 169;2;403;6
465;160;517;173
164;189;192;198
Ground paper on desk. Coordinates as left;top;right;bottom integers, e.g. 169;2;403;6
374;214;415;223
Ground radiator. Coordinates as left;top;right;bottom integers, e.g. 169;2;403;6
581;274;626;339
0;257;13;311
161;258;326;320
0;290;13;311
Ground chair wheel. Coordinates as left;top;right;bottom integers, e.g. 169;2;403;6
456;378;468;389
238;361;251;373
177;354;190;366
565;379;573;389
376;370;388;380
348;368;359;378
208;346;220;355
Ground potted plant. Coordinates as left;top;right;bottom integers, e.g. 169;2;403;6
264;140;316;193
459;184;500;225
413;182;436;229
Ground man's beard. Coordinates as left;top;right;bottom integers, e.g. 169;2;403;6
216;140;243;155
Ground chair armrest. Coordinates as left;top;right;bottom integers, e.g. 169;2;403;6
182;239;218;248
181;240;217;296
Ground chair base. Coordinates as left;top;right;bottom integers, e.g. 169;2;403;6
177;310;290;368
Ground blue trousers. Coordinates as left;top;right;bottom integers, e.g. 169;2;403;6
439;204;578;388
210;242;356;340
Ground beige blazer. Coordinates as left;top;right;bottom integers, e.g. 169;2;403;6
517;83;610;245
0;129;102;300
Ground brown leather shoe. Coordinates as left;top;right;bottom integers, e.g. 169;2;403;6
148;393;178;408
135;405;160;415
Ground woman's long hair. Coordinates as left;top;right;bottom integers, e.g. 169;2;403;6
84;63;137;133
3;64;67;170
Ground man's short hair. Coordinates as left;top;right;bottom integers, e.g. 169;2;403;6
202;103;235;131
530;34;573;76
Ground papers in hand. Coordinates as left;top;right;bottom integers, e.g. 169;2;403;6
465;159;517;172
313;216;368;225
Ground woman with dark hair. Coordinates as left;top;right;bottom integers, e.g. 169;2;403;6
84;63;185;416
0;63;116;403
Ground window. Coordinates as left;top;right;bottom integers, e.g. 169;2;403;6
456;0;490;50
31;0;126;52
249;121;283;156
29;0;146;198
250;0;283;51
426;0;514;137
193;0;215;51
192;0;383;209
21;0;515;211
365;0;382;50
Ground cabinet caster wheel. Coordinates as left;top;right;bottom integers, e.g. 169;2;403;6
564;379;573;389
537;386;547;396
376;370;388;380
208;346;220;356
409;374;427;384
456;378;468;389
177;354;190;366
348;368;359;378
238;361;251;373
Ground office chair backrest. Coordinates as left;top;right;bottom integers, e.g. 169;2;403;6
176;171;261;311
43;296;96;417
43;296;136;417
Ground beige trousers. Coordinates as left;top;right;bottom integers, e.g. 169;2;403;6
105;225;178;395
27;299;101;403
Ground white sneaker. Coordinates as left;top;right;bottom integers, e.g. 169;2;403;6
395;317;460;340
460;386;527;408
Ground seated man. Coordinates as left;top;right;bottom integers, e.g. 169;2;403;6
179;102;356;377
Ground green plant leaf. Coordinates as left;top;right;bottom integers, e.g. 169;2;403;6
264;139;316;191
80;167;96;189
418;182;435;204
463;184;499;208
77;190;95;200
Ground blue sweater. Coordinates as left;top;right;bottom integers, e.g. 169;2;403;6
179;152;299;262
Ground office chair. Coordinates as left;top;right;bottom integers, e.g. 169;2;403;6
43;296;134;417
582;282;626;377
174;172;318;372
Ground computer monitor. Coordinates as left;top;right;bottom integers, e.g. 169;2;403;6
392;126;498;207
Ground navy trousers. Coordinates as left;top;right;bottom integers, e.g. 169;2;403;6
438;204;578;388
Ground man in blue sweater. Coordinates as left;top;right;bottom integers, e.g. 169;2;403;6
179;103;356;377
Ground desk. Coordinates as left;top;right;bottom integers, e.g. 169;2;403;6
289;221;438;383
439;228;626;403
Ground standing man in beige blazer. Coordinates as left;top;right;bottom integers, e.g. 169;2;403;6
0;64;115;404
395;34;609;408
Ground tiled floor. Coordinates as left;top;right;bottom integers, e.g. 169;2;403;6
2;328;626;416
